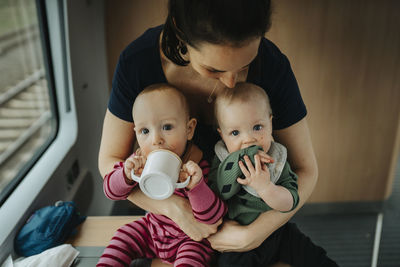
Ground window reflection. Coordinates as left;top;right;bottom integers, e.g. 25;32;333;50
0;0;56;202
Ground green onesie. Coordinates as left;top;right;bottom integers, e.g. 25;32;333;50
209;142;299;225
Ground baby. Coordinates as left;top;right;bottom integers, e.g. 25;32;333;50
98;83;227;267
210;82;338;267
210;82;299;225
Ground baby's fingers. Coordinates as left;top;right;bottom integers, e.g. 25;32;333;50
135;148;145;158
179;171;189;182
124;158;136;179
184;160;202;175
131;156;145;173
180;163;191;179
259;155;274;164
257;151;274;163
237;176;249;185
181;162;191;174
131;157;140;170
254;154;263;172
243;155;255;173
125;158;135;169
238;160;250;177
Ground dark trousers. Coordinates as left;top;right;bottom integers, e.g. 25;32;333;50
218;222;339;267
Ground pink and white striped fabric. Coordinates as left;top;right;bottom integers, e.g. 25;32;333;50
98;160;227;267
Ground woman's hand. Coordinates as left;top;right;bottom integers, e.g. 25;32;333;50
207;219;264;252
128;188;222;241
169;195;222;241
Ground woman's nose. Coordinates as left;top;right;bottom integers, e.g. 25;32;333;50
219;72;237;88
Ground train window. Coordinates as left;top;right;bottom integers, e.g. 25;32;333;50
0;0;57;204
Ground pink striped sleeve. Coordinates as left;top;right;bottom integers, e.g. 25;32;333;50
186;160;227;224
103;161;137;200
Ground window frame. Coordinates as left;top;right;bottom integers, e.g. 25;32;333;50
0;0;59;206
0;0;77;247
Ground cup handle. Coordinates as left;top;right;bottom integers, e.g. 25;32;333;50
130;169;141;183
175;175;191;189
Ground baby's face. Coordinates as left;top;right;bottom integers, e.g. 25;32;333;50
217;99;273;153
133;90;195;157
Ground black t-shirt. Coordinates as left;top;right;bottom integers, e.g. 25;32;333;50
108;25;307;159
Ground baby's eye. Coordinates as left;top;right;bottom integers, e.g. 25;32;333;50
230;130;239;136
253;124;263;131
140;128;149;134
162;124;173;131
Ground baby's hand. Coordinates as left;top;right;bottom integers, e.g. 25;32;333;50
237;154;271;192
257;150;274;164
180;160;203;190
124;154;146;181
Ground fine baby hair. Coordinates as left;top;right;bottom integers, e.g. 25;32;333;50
133;83;191;120
214;82;272;124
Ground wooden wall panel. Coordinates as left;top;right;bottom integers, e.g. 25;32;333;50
267;0;400;202
105;0;166;88
105;0;400;203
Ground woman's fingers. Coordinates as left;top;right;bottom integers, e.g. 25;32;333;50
207;220;248;252
181;218;220;241
172;197;221;241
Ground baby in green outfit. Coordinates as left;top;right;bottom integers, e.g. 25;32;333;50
211;82;339;267
209;82;299;225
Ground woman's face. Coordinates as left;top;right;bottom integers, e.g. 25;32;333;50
187;38;260;88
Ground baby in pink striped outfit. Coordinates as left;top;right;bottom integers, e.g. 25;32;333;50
97;83;227;267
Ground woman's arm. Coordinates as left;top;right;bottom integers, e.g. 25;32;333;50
208;117;318;251
98;109;221;240
127;189;222;241
98;109;135;177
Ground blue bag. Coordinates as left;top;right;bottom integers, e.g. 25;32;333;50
14;201;86;256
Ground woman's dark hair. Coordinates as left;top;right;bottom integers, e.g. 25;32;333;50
161;0;272;66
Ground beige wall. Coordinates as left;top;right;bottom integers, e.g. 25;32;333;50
105;0;167;86
267;0;400;202
105;0;400;203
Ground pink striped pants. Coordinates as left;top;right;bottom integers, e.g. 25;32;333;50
97;216;214;267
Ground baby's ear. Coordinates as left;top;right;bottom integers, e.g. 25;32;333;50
217;128;222;137
187;118;197;140
268;115;273;134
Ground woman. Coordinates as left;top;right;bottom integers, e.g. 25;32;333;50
98;0;318;265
